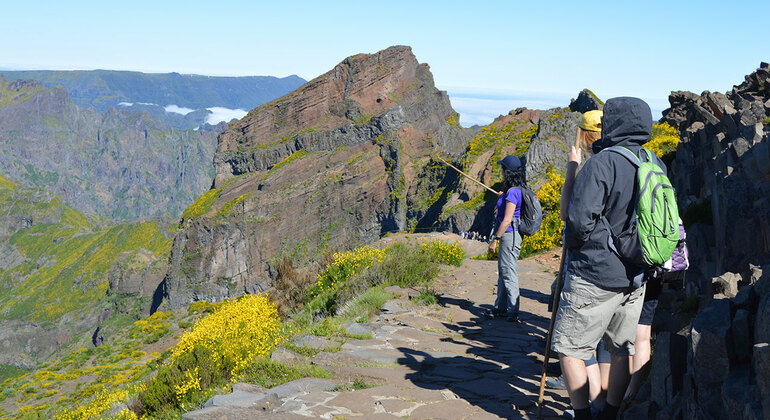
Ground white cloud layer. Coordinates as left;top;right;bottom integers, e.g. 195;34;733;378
448;91;667;127
448;95;564;127
164;104;195;115
205;107;247;125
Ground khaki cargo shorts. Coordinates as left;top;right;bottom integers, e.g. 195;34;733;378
551;274;645;360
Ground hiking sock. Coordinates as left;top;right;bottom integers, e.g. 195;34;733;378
598;403;620;420
573;407;592;420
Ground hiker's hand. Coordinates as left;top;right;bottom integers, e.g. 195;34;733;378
568;145;581;165
496;190;503;197
488;241;496;254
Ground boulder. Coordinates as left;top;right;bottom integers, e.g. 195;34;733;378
691;299;732;384
754;343;770;402
712;272;740;298
568;89;603;113
732;309;752;362
755;296;770;344
650;331;688;408
721;366;757;419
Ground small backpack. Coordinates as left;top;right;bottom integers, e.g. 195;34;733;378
601;146;680;267
517;186;542;236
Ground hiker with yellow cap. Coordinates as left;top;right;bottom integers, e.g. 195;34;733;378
560;110;603;220
542;110;607;416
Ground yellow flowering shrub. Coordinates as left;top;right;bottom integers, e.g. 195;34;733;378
311;246;386;298
130;311;171;344
421;240;465;266
521;169;565;257
55;388;129;420
172;294;282;375
140;294;283;416
645;122;680;161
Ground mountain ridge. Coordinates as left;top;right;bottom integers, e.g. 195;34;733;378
0;69;306;112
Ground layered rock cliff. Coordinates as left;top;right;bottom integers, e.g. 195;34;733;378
161;46;471;309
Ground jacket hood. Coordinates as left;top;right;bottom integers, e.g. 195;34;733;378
591;97;652;154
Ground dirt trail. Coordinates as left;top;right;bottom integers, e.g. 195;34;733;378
185;236;570;419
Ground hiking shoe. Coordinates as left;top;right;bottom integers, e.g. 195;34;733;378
545;375;567;390
486;310;507;319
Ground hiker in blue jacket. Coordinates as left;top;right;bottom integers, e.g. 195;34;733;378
551;97;668;420
488;155;525;323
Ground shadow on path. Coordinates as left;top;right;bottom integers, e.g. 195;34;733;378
395;290;570;418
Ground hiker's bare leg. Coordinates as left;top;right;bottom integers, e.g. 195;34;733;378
597;361;610;404
606;353;631;407
560;354;590;409
625;324;651;399
586;362;601;402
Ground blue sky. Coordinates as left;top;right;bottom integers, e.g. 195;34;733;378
1;0;768;125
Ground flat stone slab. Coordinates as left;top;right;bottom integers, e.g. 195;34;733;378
345;322;374;337
313;351;373;367
382;300;407;314
204;390;267;408
292;335;337;350
409;399;481;419
344;349;401;365
341;338;388;350
271;348;304;364
267;378;339;398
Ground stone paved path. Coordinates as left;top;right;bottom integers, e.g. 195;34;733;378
185;237;571;419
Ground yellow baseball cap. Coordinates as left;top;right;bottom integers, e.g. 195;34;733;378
579;110;603;132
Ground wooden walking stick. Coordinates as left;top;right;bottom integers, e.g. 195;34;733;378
537;129;582;418
435;156;500;195
537;245;567;418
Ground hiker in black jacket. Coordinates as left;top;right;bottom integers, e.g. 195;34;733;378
551;97;667;420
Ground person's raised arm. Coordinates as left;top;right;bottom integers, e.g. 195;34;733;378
560;145;582;221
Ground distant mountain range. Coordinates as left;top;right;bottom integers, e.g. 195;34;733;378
0;70;306;111
0;70;306;130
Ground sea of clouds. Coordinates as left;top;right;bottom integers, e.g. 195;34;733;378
117;102;247;125
446;89;666;127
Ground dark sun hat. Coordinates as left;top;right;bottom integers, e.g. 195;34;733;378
498;155;521;171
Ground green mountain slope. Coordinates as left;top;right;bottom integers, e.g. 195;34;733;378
0;174;172;365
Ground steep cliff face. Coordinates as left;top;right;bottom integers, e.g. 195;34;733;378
662;62;770;294
628;64;770;420
0;77;220;220
161;46;471;309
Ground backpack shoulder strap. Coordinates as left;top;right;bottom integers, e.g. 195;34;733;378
603;146;641;168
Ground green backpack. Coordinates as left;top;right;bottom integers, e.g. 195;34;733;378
602;146;680;267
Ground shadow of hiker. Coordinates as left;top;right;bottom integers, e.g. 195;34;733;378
398;346;569;419
394;293;570;418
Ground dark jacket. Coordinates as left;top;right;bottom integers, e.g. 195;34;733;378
565;97;666;289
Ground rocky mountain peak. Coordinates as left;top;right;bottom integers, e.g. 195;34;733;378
213;45;459;187
568;88;604;113
162;46;470;310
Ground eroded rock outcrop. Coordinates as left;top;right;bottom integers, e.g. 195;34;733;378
662;62;770;296
628;63;770;420
161;46;471;309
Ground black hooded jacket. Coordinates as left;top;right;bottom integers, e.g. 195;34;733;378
564;97;667;289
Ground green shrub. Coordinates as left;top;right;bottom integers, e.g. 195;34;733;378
235;358;330;389
414;288;439;306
